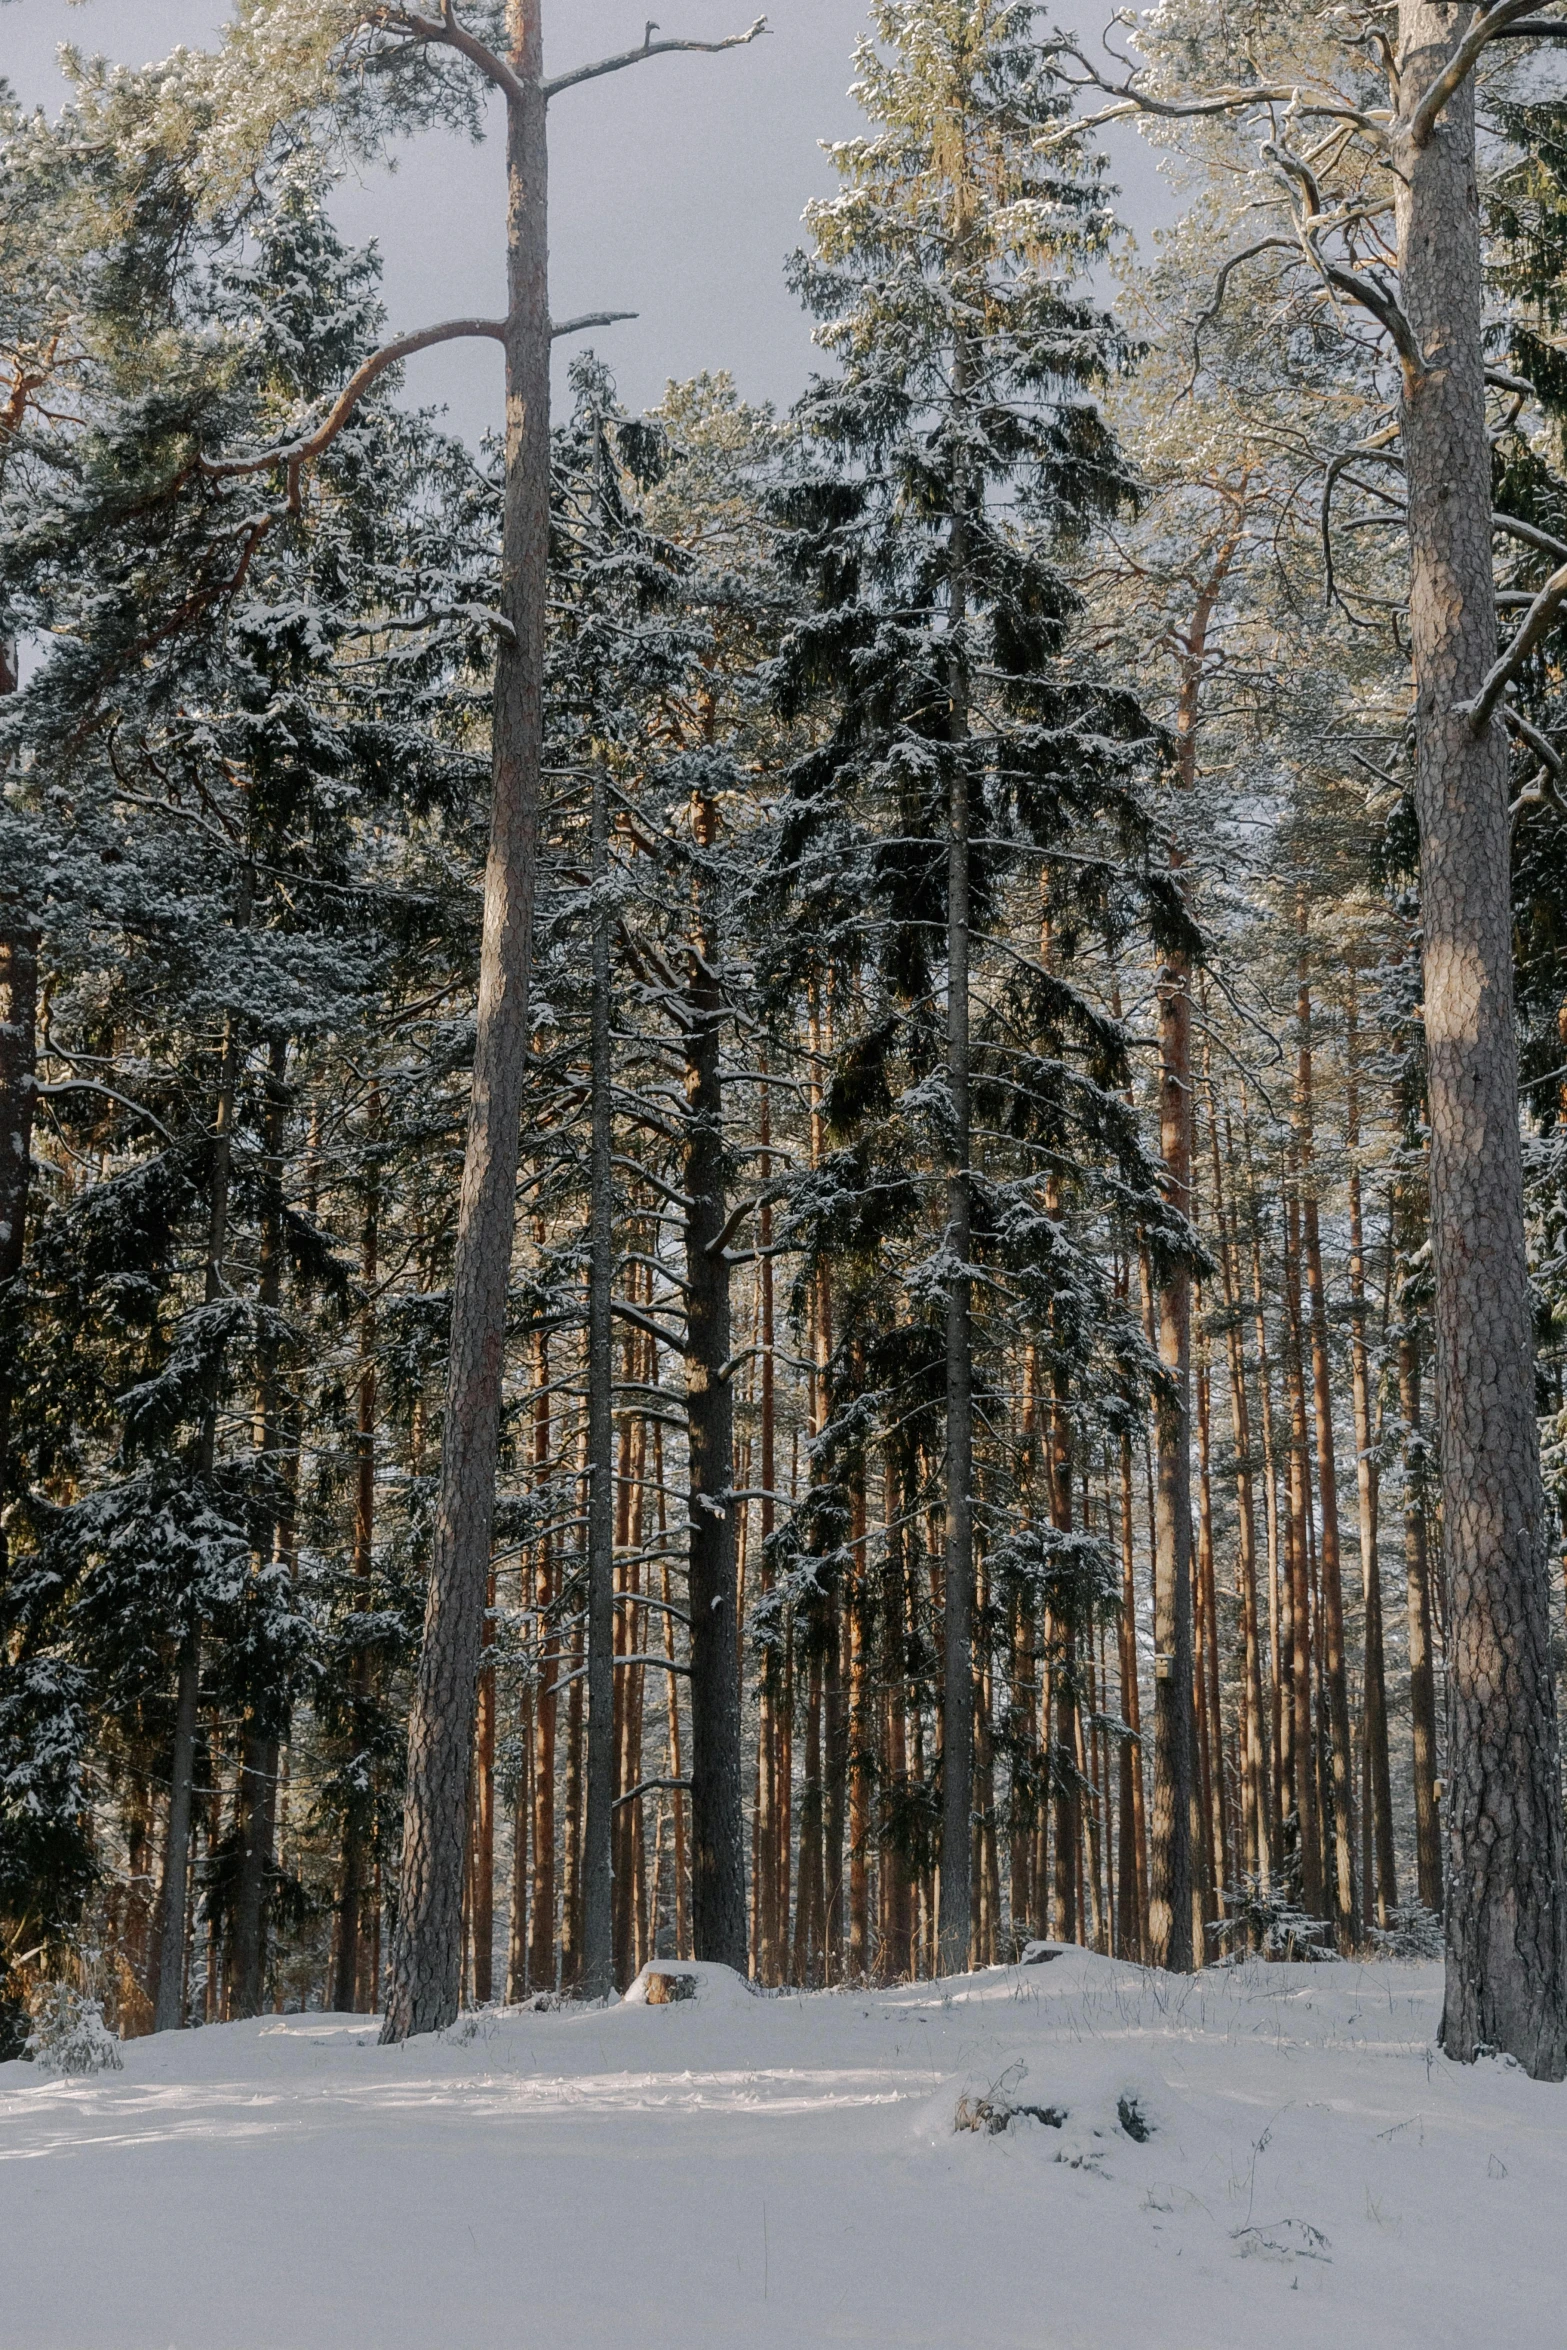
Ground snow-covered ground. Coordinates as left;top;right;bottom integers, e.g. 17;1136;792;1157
1;1948;1559;2349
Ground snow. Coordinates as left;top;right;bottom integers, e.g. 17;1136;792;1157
1;1948;1560;2348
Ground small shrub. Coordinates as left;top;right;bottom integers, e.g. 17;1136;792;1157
23;1983;123;2076
1368;1902;1443;1961
1209;1874;1338;1963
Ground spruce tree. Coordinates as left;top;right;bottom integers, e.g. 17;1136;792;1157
774;1;1189;1971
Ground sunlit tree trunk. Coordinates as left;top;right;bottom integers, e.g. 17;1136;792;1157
1294;946;1356;1943
1345;971;1396;1927
1392;0;1566;2073
384;2;548;2041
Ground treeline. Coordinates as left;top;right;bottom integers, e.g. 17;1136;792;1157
2;4;1566;2075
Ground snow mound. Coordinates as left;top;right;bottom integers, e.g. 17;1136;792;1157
621;1958;757;2009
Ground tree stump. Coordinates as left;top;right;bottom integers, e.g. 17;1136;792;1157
643;1970;697;2005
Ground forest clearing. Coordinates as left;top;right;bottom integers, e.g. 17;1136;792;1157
6;1948;1557;2350
4;0;1567;2338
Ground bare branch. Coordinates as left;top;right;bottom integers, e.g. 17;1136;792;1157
1504;705;1564;775
1509;763;1567;826
615;1775;691;1808
1320;425;1403;607
705;1184;787;1259
36;1078;175;1142
1258;136;1426;376
1182;237;1299;392
544;15;768;101
1318;261;1426;378
1037;40;1386;145
1493;511;1567;564
611;1297;687;1354
614;1156;692;1212
550;310;638;339
1465;559;1567;732
198;318;506;507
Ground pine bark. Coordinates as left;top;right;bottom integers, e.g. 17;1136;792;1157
1116;1431;1149;1956
682;803;746;1972
882;1449;914;1976
1282;1189;1323;1914
382;2;548;2041
938;755;975;1972
1398;1319;1444;1912
754;1080;781;1981
938;357;976;1973
1149;948;1195;1972
0;915;37;1587
581;752;617;1999
823;1584;846;1978
1194;1333;1228;1918
1295;955;1357;1943
230;1040;292;2018
472;1575;497;2003
847;1455;871;1978
331;1161;379;2013
1396;1;1567;2073
1345;975;1397;1925
1208;1088;1270;1890
153;977;242;2032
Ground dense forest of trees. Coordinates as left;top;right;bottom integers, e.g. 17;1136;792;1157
3;2;1566;2080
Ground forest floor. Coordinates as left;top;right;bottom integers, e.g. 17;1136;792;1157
0;1945;1558;2348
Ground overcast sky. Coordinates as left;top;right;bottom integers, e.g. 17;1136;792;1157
3;2;1176;441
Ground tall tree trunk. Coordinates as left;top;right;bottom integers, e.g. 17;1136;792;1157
382;2;548;2043
1149;940;1195;1972
558;1624;584;1989
1345;973;1396;1926
659;1544;689;1961
0;915;37;1587
754;1078;781;1982
939;742;975;1974
1009;1347;1039;1946
1145;536;1239;1972
847;1451;871;1979
823;1582;846;1979
472;1571;497;2003
1394;2;1567;2071
1194;1331;1228;1918
581;751;617;2000
683;799;746;1973
1207;1082;1270;1891
153;958;243;2033
507;1683;530;2001
794;1642;825;1983
1282;1189;1323;1915
883;1448;914;1977
938;367;976;1973
231;1038;291;2018
520;1322;555;1992
1117;1430;1148;1957
332;1143;379;2014
1398;1316;1444;1912
1295;948;1357;1943
1049;1371;1079;1947
1242;1110;1286;1861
